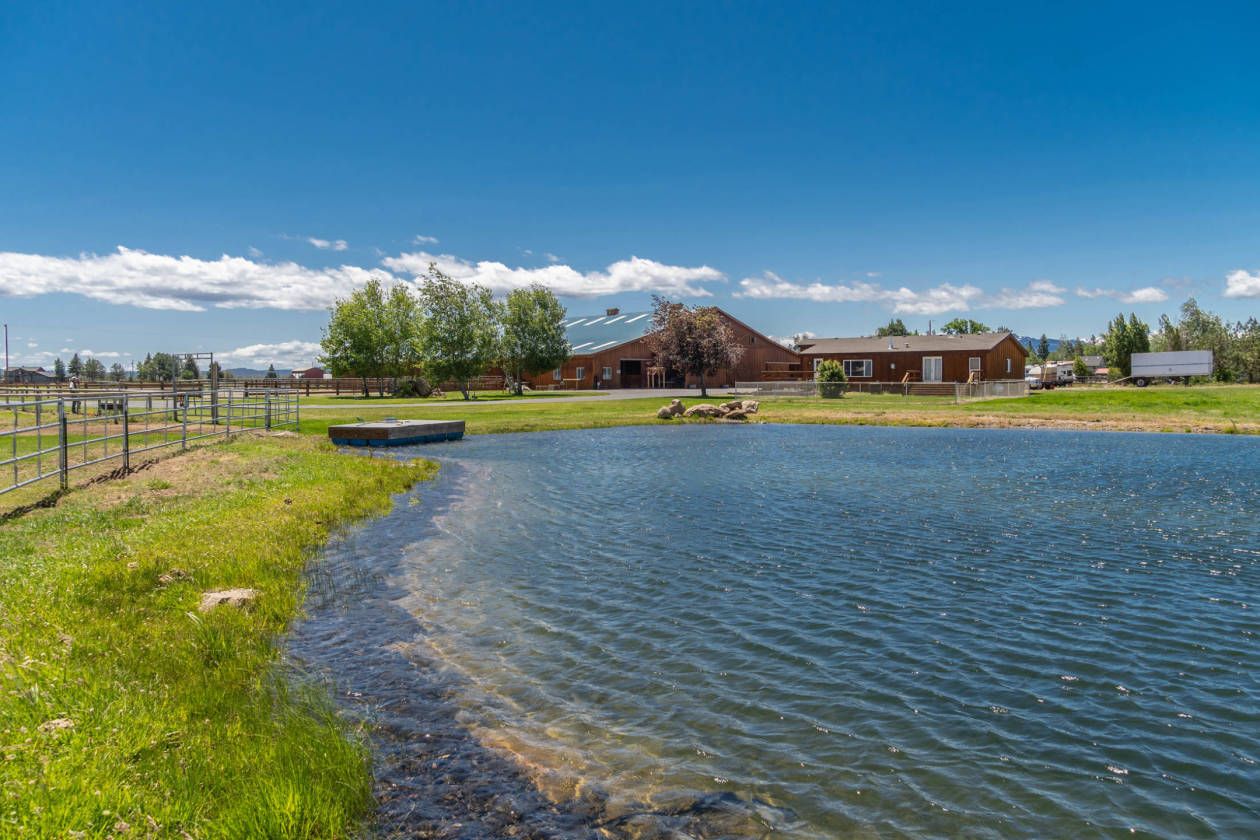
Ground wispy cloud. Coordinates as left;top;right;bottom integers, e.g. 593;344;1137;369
248;246;263;258
545;253;561;263
413;234;440;245
1074;285;1169;304
383;251;724;298
307;237;348;251
1224;269;1260;299
736;272;1064;315
218;340;323;369
0;247;396;311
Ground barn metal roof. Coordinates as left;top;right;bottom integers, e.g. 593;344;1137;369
795;332;1020;355
564;311;653;355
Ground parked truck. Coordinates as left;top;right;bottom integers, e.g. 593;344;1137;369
1130;350;1214;387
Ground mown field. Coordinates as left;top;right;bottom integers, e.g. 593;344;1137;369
0;434;435;838
295;384;1260;438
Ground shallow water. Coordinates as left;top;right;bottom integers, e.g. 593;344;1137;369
291;425;1260;839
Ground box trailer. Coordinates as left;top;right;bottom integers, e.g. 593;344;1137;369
1130;350;1213;386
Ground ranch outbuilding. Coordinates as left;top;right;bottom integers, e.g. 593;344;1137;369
794;332;1028;383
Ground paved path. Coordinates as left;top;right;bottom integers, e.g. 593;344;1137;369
300;388;742;409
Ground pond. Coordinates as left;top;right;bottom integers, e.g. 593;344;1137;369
291;424;1259;839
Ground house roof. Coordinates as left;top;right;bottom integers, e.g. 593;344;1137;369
796;332;1023;355
563;311;654;356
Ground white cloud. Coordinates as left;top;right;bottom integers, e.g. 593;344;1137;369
737;273;1066;314
866;271;881;277
217;340;324;370
736;271;984;315
413;234;440;245
1074;285;1169;304
1224;269;1260;299
987;280;1066;310
26;341;37;348
248;246;263;258
0;246;397;311
307;237;348;251
382;251;724;298
75;349;122;358
545;253;561;263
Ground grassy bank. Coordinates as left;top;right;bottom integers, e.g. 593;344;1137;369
294;385;1260;438
0;433;435;838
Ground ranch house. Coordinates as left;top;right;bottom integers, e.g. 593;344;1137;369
795;332;1028;383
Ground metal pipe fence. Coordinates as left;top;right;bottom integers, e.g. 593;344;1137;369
1;387;299;497
733;379;1029;400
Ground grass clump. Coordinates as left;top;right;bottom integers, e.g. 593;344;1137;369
0;434;435;838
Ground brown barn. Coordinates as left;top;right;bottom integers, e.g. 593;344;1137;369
796;332;1027;383
525;307;799;390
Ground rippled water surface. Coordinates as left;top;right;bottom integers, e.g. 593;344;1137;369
293;425;1259;839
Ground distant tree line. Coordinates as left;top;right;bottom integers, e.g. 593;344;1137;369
320;264;571;399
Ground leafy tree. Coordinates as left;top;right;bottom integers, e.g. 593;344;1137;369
1174;298;1232;381
815;359;847;398
1103;312;1149;377
875;318;911;337
83;358;106;381
207;361;222;383
1037;334;1050;359
1023;339;1042;364
147;352;178;382
500;285;569;395
109;363;126;381
941;318;989;335
181;355;201;380
417;265;500;400
1235;317;1260;383
67;353;83;378
1153;314;1183;352
265;364;278;380
1073;356;1089;379
380;284;423;387
646;296;744;398
53;357;66;382
321;279;391;396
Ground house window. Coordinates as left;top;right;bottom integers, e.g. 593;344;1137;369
843;359;873;378
749;335;756;344
602;366;612;380
813;358;822;371
923;356;943;382
575;366;585;380
552;368;562;380
969;357;981;372
1006;358;1011;374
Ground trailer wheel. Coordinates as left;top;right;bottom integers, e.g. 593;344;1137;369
1134;377;1148;387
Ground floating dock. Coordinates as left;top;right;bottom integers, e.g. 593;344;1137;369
328;418;465;447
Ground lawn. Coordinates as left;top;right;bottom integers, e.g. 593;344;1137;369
295;385;1260;438
0;434;435;838
300;389;604;405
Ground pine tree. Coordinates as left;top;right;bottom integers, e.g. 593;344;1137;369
53;357;66;382
265;364;278;380
67;353;83;378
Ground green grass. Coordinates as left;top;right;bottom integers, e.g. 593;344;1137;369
295;385;1260;438
0;434;435;838
300;389;603;405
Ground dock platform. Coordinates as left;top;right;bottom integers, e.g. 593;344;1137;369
328;418;465;447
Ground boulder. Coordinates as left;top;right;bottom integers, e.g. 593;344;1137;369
656;406;675;419
683;404;724;418
667;399;685;416
741;400;759;414
199;588;258;613
720;401;743;412
724;409;748;421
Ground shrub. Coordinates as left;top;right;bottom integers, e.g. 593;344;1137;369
815;360;847;398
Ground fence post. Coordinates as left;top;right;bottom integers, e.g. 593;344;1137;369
265;391;272;430
294;392;300;432
58;400;68;491
122;395;130;472
226;390;232;439
181;395;188;450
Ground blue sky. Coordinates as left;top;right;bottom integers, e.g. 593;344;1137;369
2;1;1259;370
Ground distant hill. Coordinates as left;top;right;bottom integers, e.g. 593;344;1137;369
227;367;293;378
1016;335;1062;352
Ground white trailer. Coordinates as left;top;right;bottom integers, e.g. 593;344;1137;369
1130;350;1213;386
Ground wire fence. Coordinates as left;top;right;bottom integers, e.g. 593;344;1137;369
1;387;299;497
733;379;1029;401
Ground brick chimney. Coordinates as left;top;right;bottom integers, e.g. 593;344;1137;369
605;307;620;316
